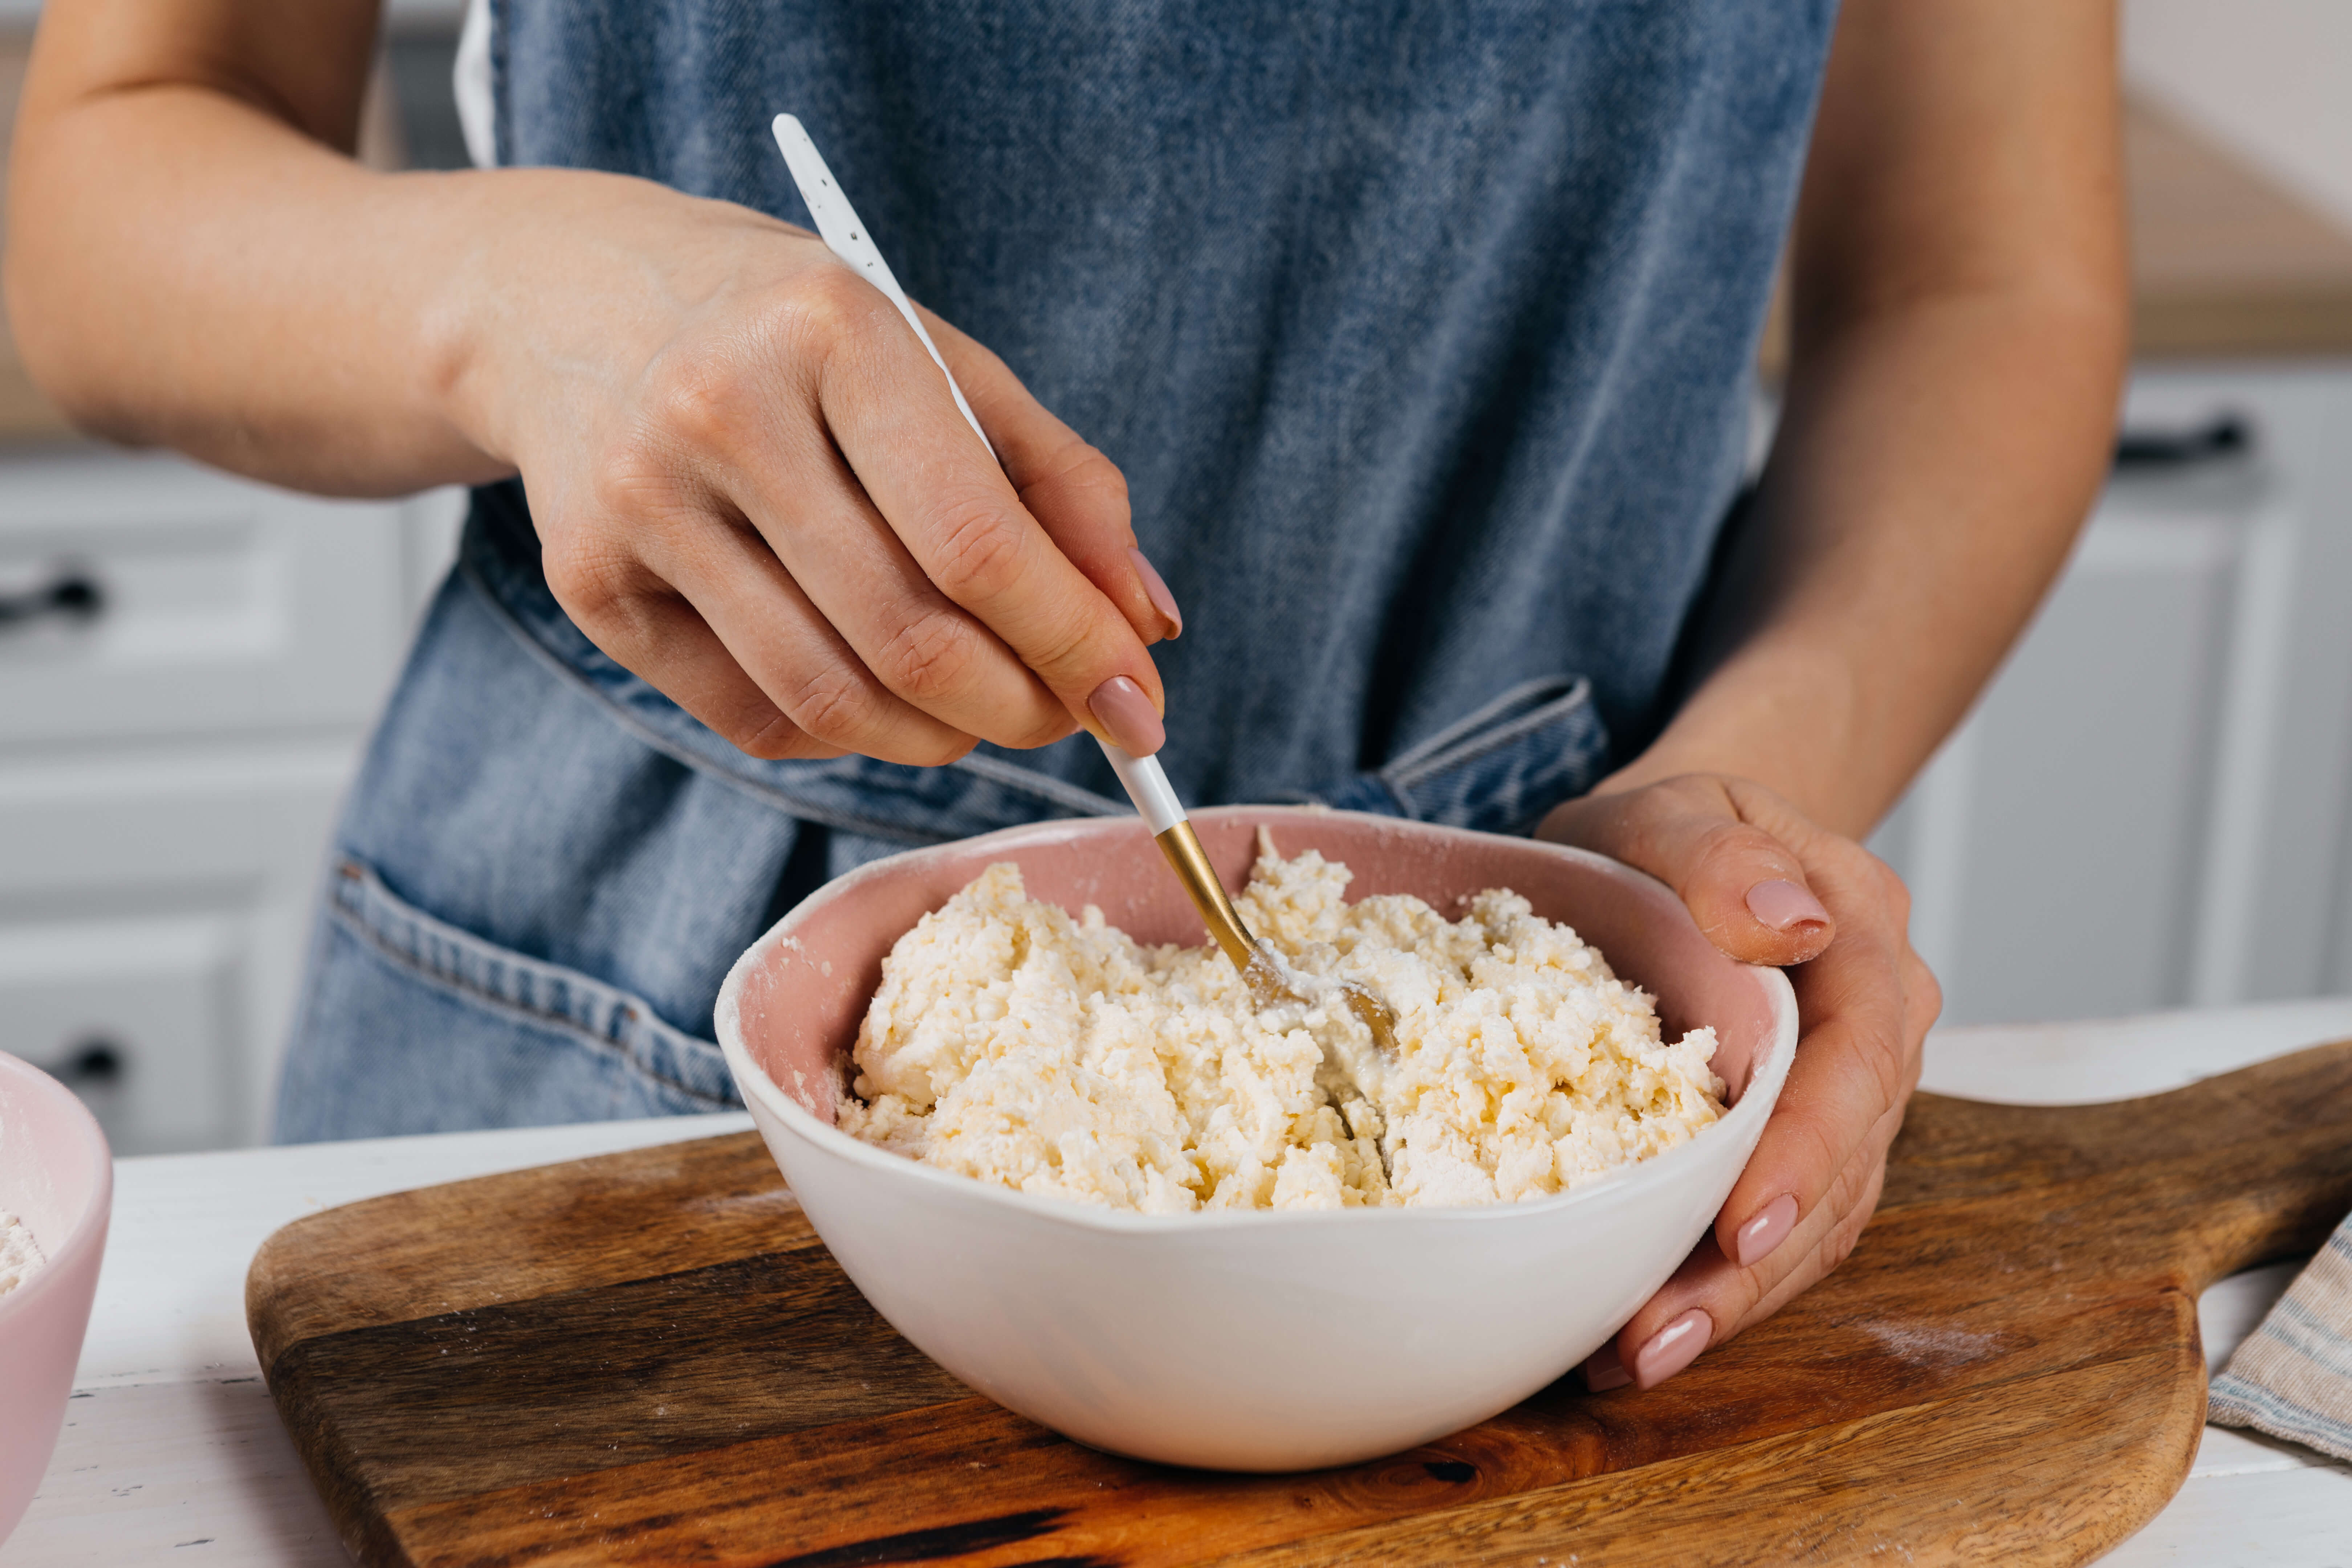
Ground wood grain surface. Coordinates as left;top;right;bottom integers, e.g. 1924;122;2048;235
247;1039;2352;1567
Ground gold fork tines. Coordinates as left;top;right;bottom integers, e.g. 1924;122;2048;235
1149;821;1399;1055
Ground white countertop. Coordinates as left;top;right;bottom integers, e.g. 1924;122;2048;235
12;999;2352;1565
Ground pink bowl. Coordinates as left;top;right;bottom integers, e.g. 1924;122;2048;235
719;807;1797;1470
0;1053;113;1544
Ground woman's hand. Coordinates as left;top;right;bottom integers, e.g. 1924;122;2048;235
1513;0;2119;1391
445;175;1179;766
11;0;1179;770
1535;774;1940;1389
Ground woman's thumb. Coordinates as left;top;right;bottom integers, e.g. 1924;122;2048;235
1544;782;1834;967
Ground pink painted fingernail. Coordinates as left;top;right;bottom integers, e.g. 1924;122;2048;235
1129;548;1183;637
1583;1342;1631;1392
1734;1193;1800;1268
1631;1308;1713;1389
1088;676;1165;757
1746;878;1828;932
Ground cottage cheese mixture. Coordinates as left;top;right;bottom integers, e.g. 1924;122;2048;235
0;1210;46;1297
839;849;1724;1212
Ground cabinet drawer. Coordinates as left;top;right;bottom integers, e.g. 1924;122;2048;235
0;743;359;1148
0;744;351;905
0;451;415;746
0;916;240;1156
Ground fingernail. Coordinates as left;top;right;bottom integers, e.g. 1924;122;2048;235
1734;1193;1800;1268
1583;1342;1631;1392
1631;1308;1713;1389
1088;675;1165;757
1129;547;1182;637
1746;878;1828;932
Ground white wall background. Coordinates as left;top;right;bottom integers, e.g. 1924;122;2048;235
2125;0;2352;233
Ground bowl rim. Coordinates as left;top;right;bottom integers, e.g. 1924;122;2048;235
0;1050;114;1327
718;807;1800;1235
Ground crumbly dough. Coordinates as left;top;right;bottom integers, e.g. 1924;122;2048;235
839;850;1724;1213
0;1210;46;1297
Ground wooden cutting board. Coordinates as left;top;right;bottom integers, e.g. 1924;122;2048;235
247;1039;2352;1568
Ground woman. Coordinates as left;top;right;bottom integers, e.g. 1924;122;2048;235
6;0;2127;1390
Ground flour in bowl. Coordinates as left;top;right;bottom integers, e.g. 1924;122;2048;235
838;849;1724;1213
0;1210;46;1296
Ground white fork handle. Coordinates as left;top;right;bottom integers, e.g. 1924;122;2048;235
772;116;990;453
769;114;1185;835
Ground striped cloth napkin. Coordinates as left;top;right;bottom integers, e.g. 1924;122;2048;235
2208;1211;2352;1461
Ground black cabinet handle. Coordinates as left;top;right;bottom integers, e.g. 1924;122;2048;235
0;567;106;630
38;1039;125;1089
2114;414;2252;470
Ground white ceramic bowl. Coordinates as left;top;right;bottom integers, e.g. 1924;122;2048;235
718;807;1796;1471
0;1052;113;1544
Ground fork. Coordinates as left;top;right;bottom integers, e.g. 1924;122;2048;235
767;114;1401;1075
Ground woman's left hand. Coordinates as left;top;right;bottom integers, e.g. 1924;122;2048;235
1535;773;1941;1389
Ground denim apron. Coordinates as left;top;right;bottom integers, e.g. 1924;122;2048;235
273;0;1835;1140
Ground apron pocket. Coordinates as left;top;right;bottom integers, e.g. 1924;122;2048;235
275;859;741;1142
460;486;1123;847
1310;676;1610;838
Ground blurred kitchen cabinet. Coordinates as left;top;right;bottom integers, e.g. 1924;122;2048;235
1873;366;2352;1026
0;913;244;1158
0;453;419;740
0;448;463;1151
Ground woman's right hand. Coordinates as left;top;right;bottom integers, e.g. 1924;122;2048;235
438;172;1180;766
13;4;1172;767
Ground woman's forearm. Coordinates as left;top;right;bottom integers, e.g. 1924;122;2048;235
9;0;1177;766
1597;0;2129;842
5;1;506;492
7;2;766;500
1607;281;2128;840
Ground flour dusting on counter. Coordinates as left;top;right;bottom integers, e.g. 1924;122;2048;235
0;1210;46;1296
838;849;1724;1213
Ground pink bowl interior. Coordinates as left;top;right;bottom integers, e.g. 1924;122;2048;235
736;808;1778;1128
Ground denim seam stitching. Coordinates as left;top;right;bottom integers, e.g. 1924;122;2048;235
1381;677;1597;791
459;550;1116;837
1379;773;1425;821
328;860;738;1109
1381;675;1587;775
456;554;947;847
953;752;1127;817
